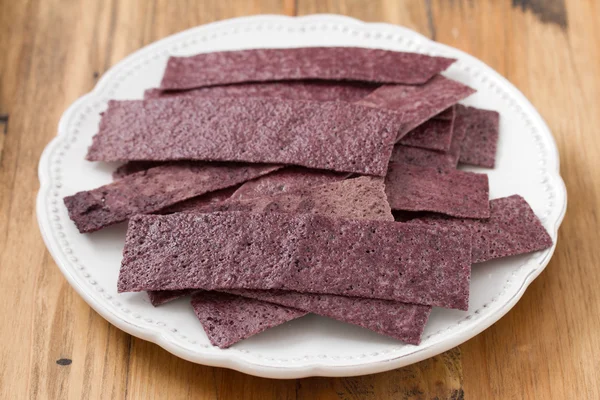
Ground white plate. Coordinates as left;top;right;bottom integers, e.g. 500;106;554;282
37;14;566;379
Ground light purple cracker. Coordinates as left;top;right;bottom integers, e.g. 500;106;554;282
456;105;500;168
86;97;399;176
399;106;455;151
145;81;378;102
180;176;392;219
118;212;472;310
63;162;280;233
190;292;307;349
385;161;490;218
229;167;350;201
160;47;455;90
357;75;475;141
229;290;431;345
410;195;553;263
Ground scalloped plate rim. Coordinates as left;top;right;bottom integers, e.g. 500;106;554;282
36;14;567;379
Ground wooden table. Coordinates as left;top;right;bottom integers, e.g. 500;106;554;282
1;1;598;398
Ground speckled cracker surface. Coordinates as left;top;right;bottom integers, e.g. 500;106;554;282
357;76;475;140
456;105;500;168
191;292;307;348
389;145;456;169
385;162;490;218
399;106;455;151
229;167;350;201
145;81;377;102
118;212;472;310
229;290;431;345
410;195;553;263
181;176;392;220
159;47;455;90
86;97;399;176
63;162;280;233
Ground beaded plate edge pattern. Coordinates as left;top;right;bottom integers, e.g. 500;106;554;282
36;15;567;378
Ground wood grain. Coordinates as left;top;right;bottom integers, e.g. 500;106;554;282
1;0;599;399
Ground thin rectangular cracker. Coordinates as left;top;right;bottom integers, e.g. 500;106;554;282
456;105;500;168
160;47;455;90
410;195;553;263
357;75;475;140
227;289;431;345
145;81;378;102
191;292;307;349
228;166;351;201
119;212;472;310
148;176;387;303
64;162;280;233
385;161;490;218
86;97;399;176
399;106;455;151
389;145;456;169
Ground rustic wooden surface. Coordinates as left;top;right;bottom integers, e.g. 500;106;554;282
0;0;598;398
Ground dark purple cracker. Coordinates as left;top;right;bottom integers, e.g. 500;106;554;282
410;195;553;263
399;106;455;151
63;162;280;233
86;97;399;176
160;47;455;90
357;75;476;141
228;289;431;345
456;105;500;168
147;289;195;306
112;161;165;180
385;161;490;218
118;212;472;310
145;81;378;102
229;167;350;201
191;292;307;348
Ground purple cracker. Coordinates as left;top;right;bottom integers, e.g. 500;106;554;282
112;161;165;180
118;212;472;310
357;75;476;140
228;289;431;345
180;176;391;219
145;80;378;102
389;145;456;169
86;97;399;176
159;47;455;90
229;166;350;201
148;176;385;305
410;195;553;263
399;106;455;151
456;105;500;168
190;292;307;349
63;162;280;233
159;186;240;214
385;161;490;218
